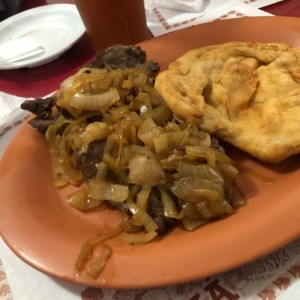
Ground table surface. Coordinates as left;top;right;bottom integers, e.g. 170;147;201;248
0;0;300;98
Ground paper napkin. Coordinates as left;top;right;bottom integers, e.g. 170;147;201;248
0;91;29;136
145;0;284;37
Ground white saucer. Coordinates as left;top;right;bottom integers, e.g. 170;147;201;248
0;4;86;70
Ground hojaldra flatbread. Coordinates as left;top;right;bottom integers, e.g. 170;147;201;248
155;41;300;163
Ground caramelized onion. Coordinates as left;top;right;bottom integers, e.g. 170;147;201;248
122;230;157;244
153;130;189;154
75;225;123;272
67;187;102;211
69;87;120;111
44;63;244;279
127;186;158;232
86;244;112;279
171;177;223;201
159;189;182;219
80;122;112;146
174;160;224;183
127;155;166;186
88;179;129;202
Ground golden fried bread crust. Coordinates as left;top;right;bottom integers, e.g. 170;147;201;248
155;41;300;163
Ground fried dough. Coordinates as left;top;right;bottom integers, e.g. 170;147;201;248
155;41;300;163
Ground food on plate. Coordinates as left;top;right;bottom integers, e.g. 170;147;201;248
21;45;244;279
155;41;300;163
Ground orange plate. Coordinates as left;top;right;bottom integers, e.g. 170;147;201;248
1;16;300;288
